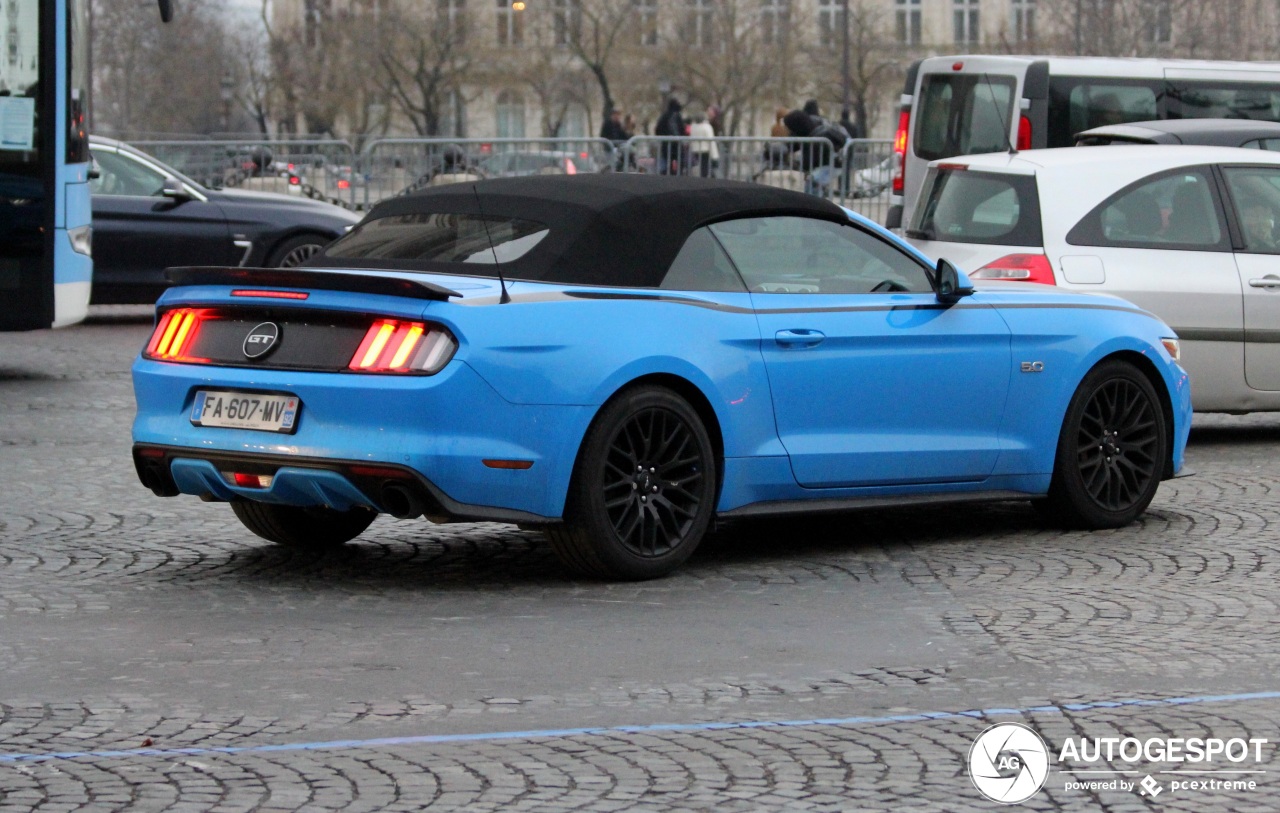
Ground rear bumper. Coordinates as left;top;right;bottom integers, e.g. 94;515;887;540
130;357;593;520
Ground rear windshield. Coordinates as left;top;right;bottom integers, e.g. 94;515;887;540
914;74;1016;161
908;168;1042;246
324;213;549;264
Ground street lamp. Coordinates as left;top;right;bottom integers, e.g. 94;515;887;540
840;0;850;119
220;75;235;134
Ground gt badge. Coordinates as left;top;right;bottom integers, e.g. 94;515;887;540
1021;361;1045;373
243;322;280;359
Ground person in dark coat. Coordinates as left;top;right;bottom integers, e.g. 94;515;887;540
600;109;629;143
654;98;685;175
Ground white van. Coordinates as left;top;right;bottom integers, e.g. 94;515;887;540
886;55;1280;230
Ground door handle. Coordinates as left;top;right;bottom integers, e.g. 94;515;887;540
775;329;825;347
1249;276;1280;289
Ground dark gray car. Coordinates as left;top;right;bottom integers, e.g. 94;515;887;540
1074;118;1280;149
89;136;361;304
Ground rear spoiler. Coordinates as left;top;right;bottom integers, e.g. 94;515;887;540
164;267;461;302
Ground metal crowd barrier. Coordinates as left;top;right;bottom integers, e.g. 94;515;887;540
129;138;361;209
618;136;893;222
125;134;894;222
359;137;618;209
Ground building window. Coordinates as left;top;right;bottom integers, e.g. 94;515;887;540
954;0;979;44
496;0;523;47
632;0;658;46
1011;0;1035;42
1144;0;1172;44
817;0;842;49
682;0;715;47
553;0;581;46
496;90;525;138
438;0;466;43
896;0;921;45
304;0;331;48
760;0;789;45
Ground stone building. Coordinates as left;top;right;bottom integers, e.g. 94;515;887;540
264;0;1280;140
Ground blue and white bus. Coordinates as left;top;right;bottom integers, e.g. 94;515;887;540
0;0;169;330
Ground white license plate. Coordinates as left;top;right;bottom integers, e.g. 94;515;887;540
191;390;299;433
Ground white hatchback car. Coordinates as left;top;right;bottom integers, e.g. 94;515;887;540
907;145;1280;413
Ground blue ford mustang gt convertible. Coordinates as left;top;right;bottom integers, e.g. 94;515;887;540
132;174;1191;580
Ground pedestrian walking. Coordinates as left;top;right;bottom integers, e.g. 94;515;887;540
654;98;685;175
688;112;718;178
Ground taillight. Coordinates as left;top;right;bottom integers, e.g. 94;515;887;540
892;109;909;195
348;319;457;374
289;175;300;186
971;254;1056;285
337;179;351;190
144;308;211;361
1017;115;1032;151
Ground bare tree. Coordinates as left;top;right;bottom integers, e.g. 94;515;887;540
92;0;238;136
262;0;364;136
558;0;639;123
811;0;899;138
661;0;780;136
363;2;475;137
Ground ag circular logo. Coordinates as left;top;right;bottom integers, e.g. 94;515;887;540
968;723;1050;804
242;322;280;359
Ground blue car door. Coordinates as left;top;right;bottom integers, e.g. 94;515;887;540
710;216;1012;488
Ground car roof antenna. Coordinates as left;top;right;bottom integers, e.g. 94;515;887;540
472;184;510;304
982;73;1017;155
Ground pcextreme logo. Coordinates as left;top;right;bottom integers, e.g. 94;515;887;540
968;724;1270;804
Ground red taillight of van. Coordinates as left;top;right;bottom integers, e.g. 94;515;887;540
892;109;909;195
971;254;1056;285
1017;115;1032;151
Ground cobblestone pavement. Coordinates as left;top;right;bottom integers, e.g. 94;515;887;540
3;313;1280;811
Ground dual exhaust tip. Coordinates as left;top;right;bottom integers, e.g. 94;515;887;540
380;482;427;519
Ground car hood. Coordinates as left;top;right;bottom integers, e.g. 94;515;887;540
208;187;362;223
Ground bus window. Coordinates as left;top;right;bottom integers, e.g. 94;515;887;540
1169;83;1280;122
914;74;1016;161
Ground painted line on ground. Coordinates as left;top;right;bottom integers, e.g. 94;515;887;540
2;689;1278;765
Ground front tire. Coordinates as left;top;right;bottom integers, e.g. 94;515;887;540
546;386;717;580
1038;360;1167;529
231;501;375;551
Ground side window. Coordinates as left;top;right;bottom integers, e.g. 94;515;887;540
1241;139;1280;152
89;151;166;197
1222;167;1280;254
659;228;746;292
1067;168;1226;250
708;216;934;295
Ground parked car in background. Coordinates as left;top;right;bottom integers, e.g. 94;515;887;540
131;175;1189;580
906;145;1280;413
89;136;361;304
888;55;1280;229
477;150;600;177
1075;118;1280;148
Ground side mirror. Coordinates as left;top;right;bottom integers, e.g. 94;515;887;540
161;177;192;203
157;0;173;23
935;258;975;303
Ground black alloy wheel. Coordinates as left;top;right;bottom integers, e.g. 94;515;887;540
268;234;329;268
546;386;717;580
1038;360;1167;528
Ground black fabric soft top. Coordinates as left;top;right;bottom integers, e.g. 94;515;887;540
308;174;847;288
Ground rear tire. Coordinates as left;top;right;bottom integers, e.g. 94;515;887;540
546;386;717;580
1038;360;1167;529
231;501;375;551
